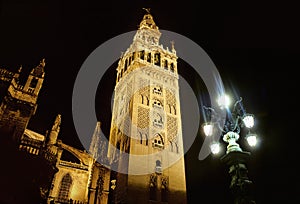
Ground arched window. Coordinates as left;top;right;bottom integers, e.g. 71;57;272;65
139;132;143;144
58;173;72;202
169;141;173;152
145;134;148;146
116;141;121;150
140;95;149;106
152;134;164;148
29;77;38;88
161;185;168;202
171;105;177;115
174;142;179;153
161;177;169;202
124;58;128;72
155;160;162;174
156;160;161;167
153;86;162;95
149;174;157;201
170;63;174;72
154;53;161;66
153;99;163;108
128;56;132;66
164;60;168;70
140;50;145;60
153;113;163;128
147;52;152;63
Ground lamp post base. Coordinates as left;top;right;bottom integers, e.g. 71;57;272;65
220;151;256;204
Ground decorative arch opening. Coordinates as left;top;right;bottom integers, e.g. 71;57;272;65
171;105;177;115
60;149;81;164
149;174;157;201
153;99;163;108
139;132;143;144
152;133;164;148
147;52;152;63
124;58;128;72
161;176;169;202
170;63;174;72
154;53;161;66
155;160;162;174
164;60;168;70
140;50;145;60
29;77;38;88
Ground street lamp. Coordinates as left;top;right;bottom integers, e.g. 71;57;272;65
202;95;257;204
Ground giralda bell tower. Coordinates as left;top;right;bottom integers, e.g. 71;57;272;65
108;9;187;204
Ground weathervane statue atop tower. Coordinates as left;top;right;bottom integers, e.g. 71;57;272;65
142;7;151;14
139;8;158;30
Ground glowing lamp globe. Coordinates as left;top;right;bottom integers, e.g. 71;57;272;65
246;133;257;147
243;114;255;128
203;123;213;137
217;94;231;109
210;142;221;154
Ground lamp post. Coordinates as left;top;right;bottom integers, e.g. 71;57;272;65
202;95;257;204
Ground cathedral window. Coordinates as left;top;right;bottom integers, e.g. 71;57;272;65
58;173;72;202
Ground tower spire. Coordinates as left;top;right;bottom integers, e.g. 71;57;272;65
48;114;61;145
89;121;101;160
139;8;158;30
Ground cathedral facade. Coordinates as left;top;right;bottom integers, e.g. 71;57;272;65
0;61;110;204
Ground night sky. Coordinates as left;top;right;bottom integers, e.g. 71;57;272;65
1;0;299;203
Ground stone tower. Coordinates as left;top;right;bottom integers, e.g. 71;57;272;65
107;10;187;204
0;59;45;142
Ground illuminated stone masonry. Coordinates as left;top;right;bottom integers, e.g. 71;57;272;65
108;10;187;204
0;61;110;204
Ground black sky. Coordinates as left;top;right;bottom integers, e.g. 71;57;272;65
1;0;300;203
